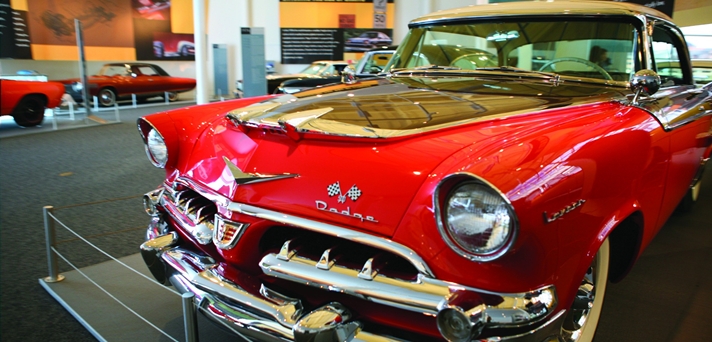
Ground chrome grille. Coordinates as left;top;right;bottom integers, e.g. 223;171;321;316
260;227;419;281
162;186;217;244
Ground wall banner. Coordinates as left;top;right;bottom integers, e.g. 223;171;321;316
0;0;32;59
279;0;394;65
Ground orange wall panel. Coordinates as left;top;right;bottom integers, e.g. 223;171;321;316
31;44;136;61
280;2;393;28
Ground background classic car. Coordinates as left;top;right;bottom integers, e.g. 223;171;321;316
137;2;711;342
277;46;397;94
345;31;393;51
59;63;196;106
0;79;65;127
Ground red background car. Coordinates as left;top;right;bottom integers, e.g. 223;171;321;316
57;63;196;106
0;79;65;127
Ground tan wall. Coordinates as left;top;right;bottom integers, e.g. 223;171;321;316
673;0;712;27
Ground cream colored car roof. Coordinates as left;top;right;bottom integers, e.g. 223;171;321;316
410;0;670;25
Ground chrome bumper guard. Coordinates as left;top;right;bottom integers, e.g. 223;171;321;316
141;232;564;341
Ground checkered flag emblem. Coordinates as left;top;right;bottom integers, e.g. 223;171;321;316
327;181;361;203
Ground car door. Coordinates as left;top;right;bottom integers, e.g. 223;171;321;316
646;22;712;223
131;65;163;95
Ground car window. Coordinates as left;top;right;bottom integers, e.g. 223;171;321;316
99;65;129;76
320;65;336;76
693;64;712;85
652;26;690;86
301;63;328;75
137;66;159;76
387;20;637;83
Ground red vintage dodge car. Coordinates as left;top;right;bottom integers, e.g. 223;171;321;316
59;63;195;106
0;79;65;127
138;1;711;341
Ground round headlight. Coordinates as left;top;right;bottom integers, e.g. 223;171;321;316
145;129;168;168
72;82;83;91
440;181;517;261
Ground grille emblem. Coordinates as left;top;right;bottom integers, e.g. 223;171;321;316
213;215;247;250
327;181;361;203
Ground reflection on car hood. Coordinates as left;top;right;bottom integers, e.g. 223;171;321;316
231;76;629;138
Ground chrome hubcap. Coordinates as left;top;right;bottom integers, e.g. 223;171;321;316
100;91;115;105
561;238;609;342
691;181;701;202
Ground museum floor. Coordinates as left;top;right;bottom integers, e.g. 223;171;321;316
0;103;710;341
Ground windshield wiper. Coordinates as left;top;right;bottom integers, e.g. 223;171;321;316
388;65;462;75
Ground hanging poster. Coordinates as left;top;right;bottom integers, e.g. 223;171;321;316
279;0;394;64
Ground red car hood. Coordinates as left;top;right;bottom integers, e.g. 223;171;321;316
170;77;627;238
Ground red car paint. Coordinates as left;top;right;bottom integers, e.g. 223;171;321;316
0;79;65;126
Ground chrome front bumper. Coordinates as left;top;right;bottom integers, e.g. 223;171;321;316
141;231;565;342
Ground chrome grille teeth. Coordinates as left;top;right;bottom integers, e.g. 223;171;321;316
278;240;296;261
316;249;336;270
195;205;217;225
358;258;378;281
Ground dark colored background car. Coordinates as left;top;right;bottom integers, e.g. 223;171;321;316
277;46;397;94
0;79;64;127
58;63;196;106
236;61;352;96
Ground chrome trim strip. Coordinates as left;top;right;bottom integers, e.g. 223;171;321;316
433;172;520;262
260;253;447;314
223;157;299;184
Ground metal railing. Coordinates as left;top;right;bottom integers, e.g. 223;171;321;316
41;204;198;342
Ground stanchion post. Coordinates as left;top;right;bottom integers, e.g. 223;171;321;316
43;206;65;283
165;91;169;104
93;96;99;112
51;109;58;130
69;101;75;120
182;293;198;342
132;94;137;108
114;102;120;122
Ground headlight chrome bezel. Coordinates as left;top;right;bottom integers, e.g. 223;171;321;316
145;129;168;168
434;173;519;262
137;118;172;169
71;82;83;92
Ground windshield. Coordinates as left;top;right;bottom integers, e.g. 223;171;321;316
98;65;129;76
355;51;395;74
300;63;329;75
386;19;639;82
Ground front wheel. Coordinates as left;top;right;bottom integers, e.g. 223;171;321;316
13;95;46;127
98;88;116;107
164;92;178;102
561;237;610;342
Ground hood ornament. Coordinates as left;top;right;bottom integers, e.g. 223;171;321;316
223;157;298;184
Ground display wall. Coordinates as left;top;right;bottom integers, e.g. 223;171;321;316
1;0;710;98
0;0;196;61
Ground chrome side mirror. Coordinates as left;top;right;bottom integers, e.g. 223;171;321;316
630;69;661;104
341;66;356;84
